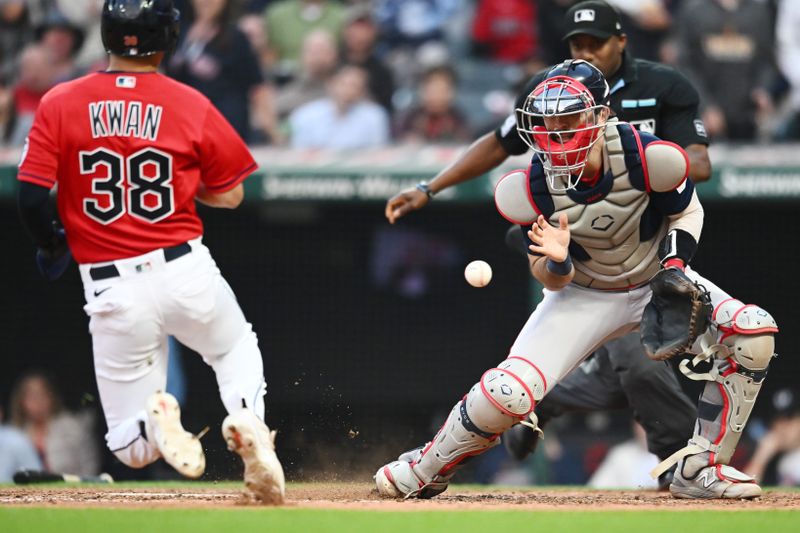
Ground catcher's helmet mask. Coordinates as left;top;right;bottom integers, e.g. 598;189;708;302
101;0;180;58
516;60;611;191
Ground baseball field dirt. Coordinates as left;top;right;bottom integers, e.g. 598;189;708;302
1;482;798;510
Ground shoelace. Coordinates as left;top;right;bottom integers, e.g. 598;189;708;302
518;412;545;440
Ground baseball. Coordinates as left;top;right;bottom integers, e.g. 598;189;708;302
465;260;492;288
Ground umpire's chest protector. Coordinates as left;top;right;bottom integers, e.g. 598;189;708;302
496;120;670;290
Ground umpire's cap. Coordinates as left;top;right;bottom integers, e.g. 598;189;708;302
563;1;624;41
101;0;180;57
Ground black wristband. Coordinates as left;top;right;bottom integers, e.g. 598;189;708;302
658;229;698;265
546;254;573;276
415;181;435;199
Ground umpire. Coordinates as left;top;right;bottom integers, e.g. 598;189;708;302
384;0;709;484
504;1;711;180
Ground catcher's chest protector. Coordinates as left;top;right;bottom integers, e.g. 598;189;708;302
544;121;665;289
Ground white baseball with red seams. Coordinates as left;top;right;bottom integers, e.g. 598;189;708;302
465;260;492;287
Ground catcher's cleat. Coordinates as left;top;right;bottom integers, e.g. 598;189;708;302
670;462;761;499
375;449;452;500
146;391;205;478
223;408;285;505
375;460;449;499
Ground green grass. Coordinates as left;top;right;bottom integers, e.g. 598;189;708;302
1;508;799;533
2;483;798;533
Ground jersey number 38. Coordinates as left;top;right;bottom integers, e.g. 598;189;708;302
80;147;174;224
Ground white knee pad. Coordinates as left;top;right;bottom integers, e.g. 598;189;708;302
716;301;777;370
411;357;548;486
652;301;778;479
484;357;547;414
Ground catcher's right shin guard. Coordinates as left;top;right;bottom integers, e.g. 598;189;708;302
652;300;778;498
375;357;546;498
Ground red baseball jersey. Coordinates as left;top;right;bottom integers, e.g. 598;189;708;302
18;71;257;263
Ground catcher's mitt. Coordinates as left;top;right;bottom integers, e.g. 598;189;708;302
640;268;713;361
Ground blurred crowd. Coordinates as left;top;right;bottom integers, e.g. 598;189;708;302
1;0;800;150
2;372;799;486
0;372;100;482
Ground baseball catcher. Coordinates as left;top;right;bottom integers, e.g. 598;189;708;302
374;59;778;500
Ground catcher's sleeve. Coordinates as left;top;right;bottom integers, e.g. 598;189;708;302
667;190;703;242
659;191;703;266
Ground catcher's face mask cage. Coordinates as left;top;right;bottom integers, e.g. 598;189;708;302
516;76;608;191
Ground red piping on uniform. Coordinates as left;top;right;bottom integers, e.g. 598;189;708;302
631;128;651;193
710;382;730;465
18;172;57;188
596;280;650;291
414;396;467;463
713;298;739;322
646;140;690;190
721;357;738;378
714;464;752;484
386;464;421;490
525;165;542;216
383;465;395;485
439;436;500;476
506;356;548;393
731;304;779;334
417;430;441;463
205;162;257;192
735;326;779;335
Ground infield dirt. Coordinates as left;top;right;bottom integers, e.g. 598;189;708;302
1;483;798;511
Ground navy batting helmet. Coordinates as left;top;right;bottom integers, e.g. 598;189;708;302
541;59;610;107
516;60;611;190
101;0;180;57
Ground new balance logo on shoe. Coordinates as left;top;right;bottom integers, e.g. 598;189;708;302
697;470;717;489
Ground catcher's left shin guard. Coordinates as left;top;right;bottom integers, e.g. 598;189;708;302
375;357;546;498
651;300;778;498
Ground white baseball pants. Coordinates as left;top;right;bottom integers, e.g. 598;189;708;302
509;267;731;395
79;237;267;468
